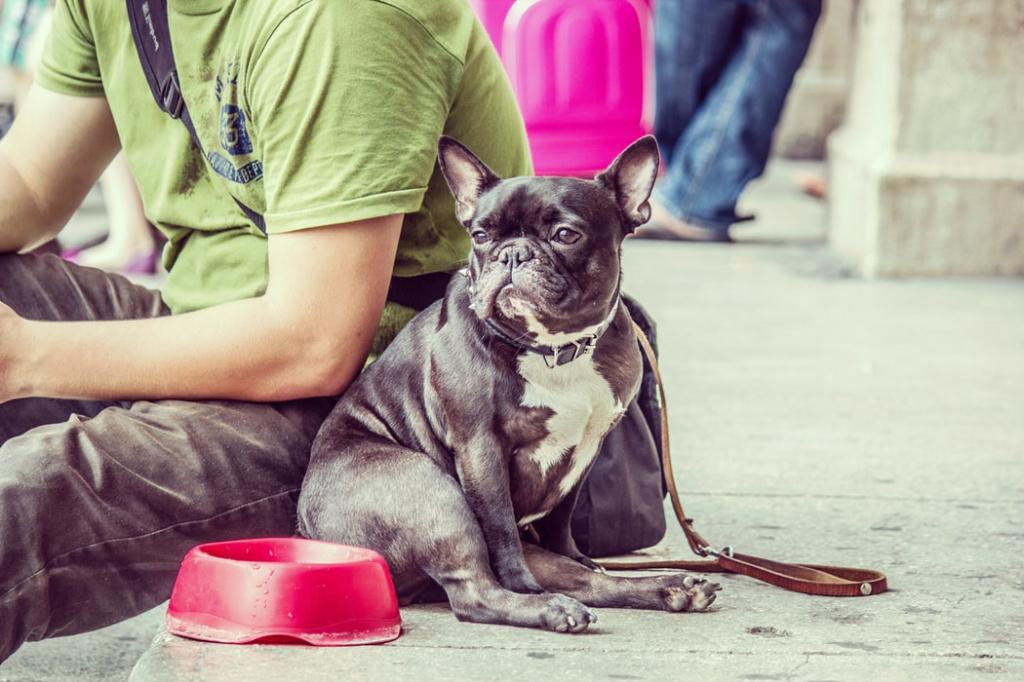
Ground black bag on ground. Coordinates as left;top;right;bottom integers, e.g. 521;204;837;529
571;295;666;557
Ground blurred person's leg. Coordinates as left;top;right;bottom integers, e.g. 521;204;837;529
653;0;744;169
73;152;158;273
0;253;332;662
651;0;822;240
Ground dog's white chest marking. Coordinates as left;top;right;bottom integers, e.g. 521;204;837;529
516;351;624;516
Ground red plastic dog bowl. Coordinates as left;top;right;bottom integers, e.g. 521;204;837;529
166;538;401;646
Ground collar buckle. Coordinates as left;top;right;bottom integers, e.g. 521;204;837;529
543;333;599;369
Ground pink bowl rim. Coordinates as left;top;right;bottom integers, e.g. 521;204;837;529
188;537;386;568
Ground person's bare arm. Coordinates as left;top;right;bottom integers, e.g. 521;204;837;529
0;84;120;252
0;84;403;403
0;215;403;403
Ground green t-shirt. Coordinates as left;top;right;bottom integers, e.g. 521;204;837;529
36;0;531;336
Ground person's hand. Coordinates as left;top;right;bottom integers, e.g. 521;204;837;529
0;301;30;404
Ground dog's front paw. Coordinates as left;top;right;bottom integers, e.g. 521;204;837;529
539;594;597;633
496;564;545;594
659;574;722;612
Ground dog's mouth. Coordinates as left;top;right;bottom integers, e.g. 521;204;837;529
472;273;622;353
494;285;528;319
474;270;570;328
494;280;567;316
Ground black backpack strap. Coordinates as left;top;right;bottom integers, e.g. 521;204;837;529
126;0;266;233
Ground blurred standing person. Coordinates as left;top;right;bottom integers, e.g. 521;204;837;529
640;0;822;242
1;0;155;271
68;145;158;273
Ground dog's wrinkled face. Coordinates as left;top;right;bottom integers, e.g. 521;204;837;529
438;136;659;342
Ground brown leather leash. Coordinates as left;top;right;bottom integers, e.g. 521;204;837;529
595;323;888;597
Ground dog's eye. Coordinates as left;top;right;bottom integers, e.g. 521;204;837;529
552;227;581;245
471;230;489;245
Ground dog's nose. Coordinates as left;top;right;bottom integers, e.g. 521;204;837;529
498;241;535;269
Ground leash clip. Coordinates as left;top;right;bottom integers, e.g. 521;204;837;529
701;545;734;559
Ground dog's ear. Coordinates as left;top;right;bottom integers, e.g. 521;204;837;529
595;135;660;232
438;136;500;226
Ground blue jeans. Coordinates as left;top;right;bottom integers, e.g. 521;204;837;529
653;0;822;235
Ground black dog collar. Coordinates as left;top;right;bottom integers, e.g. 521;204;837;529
483;300;619;369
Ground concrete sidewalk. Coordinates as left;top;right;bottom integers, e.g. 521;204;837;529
3;161;1022;681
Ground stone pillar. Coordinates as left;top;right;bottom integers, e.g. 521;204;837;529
774;0;856;160
828;0;1024;277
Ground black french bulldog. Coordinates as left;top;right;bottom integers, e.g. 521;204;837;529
297;136;720;633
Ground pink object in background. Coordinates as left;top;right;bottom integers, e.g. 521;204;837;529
470;0;654;177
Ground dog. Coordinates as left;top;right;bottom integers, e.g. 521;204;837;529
297;136;720;633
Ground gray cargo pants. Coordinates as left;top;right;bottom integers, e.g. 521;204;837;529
0;253;334;662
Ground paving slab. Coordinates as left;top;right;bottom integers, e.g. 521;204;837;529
131;615;1024;682
0;607;165;682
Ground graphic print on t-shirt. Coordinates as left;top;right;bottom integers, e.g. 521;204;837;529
210;60;263;185
220;105;253;156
